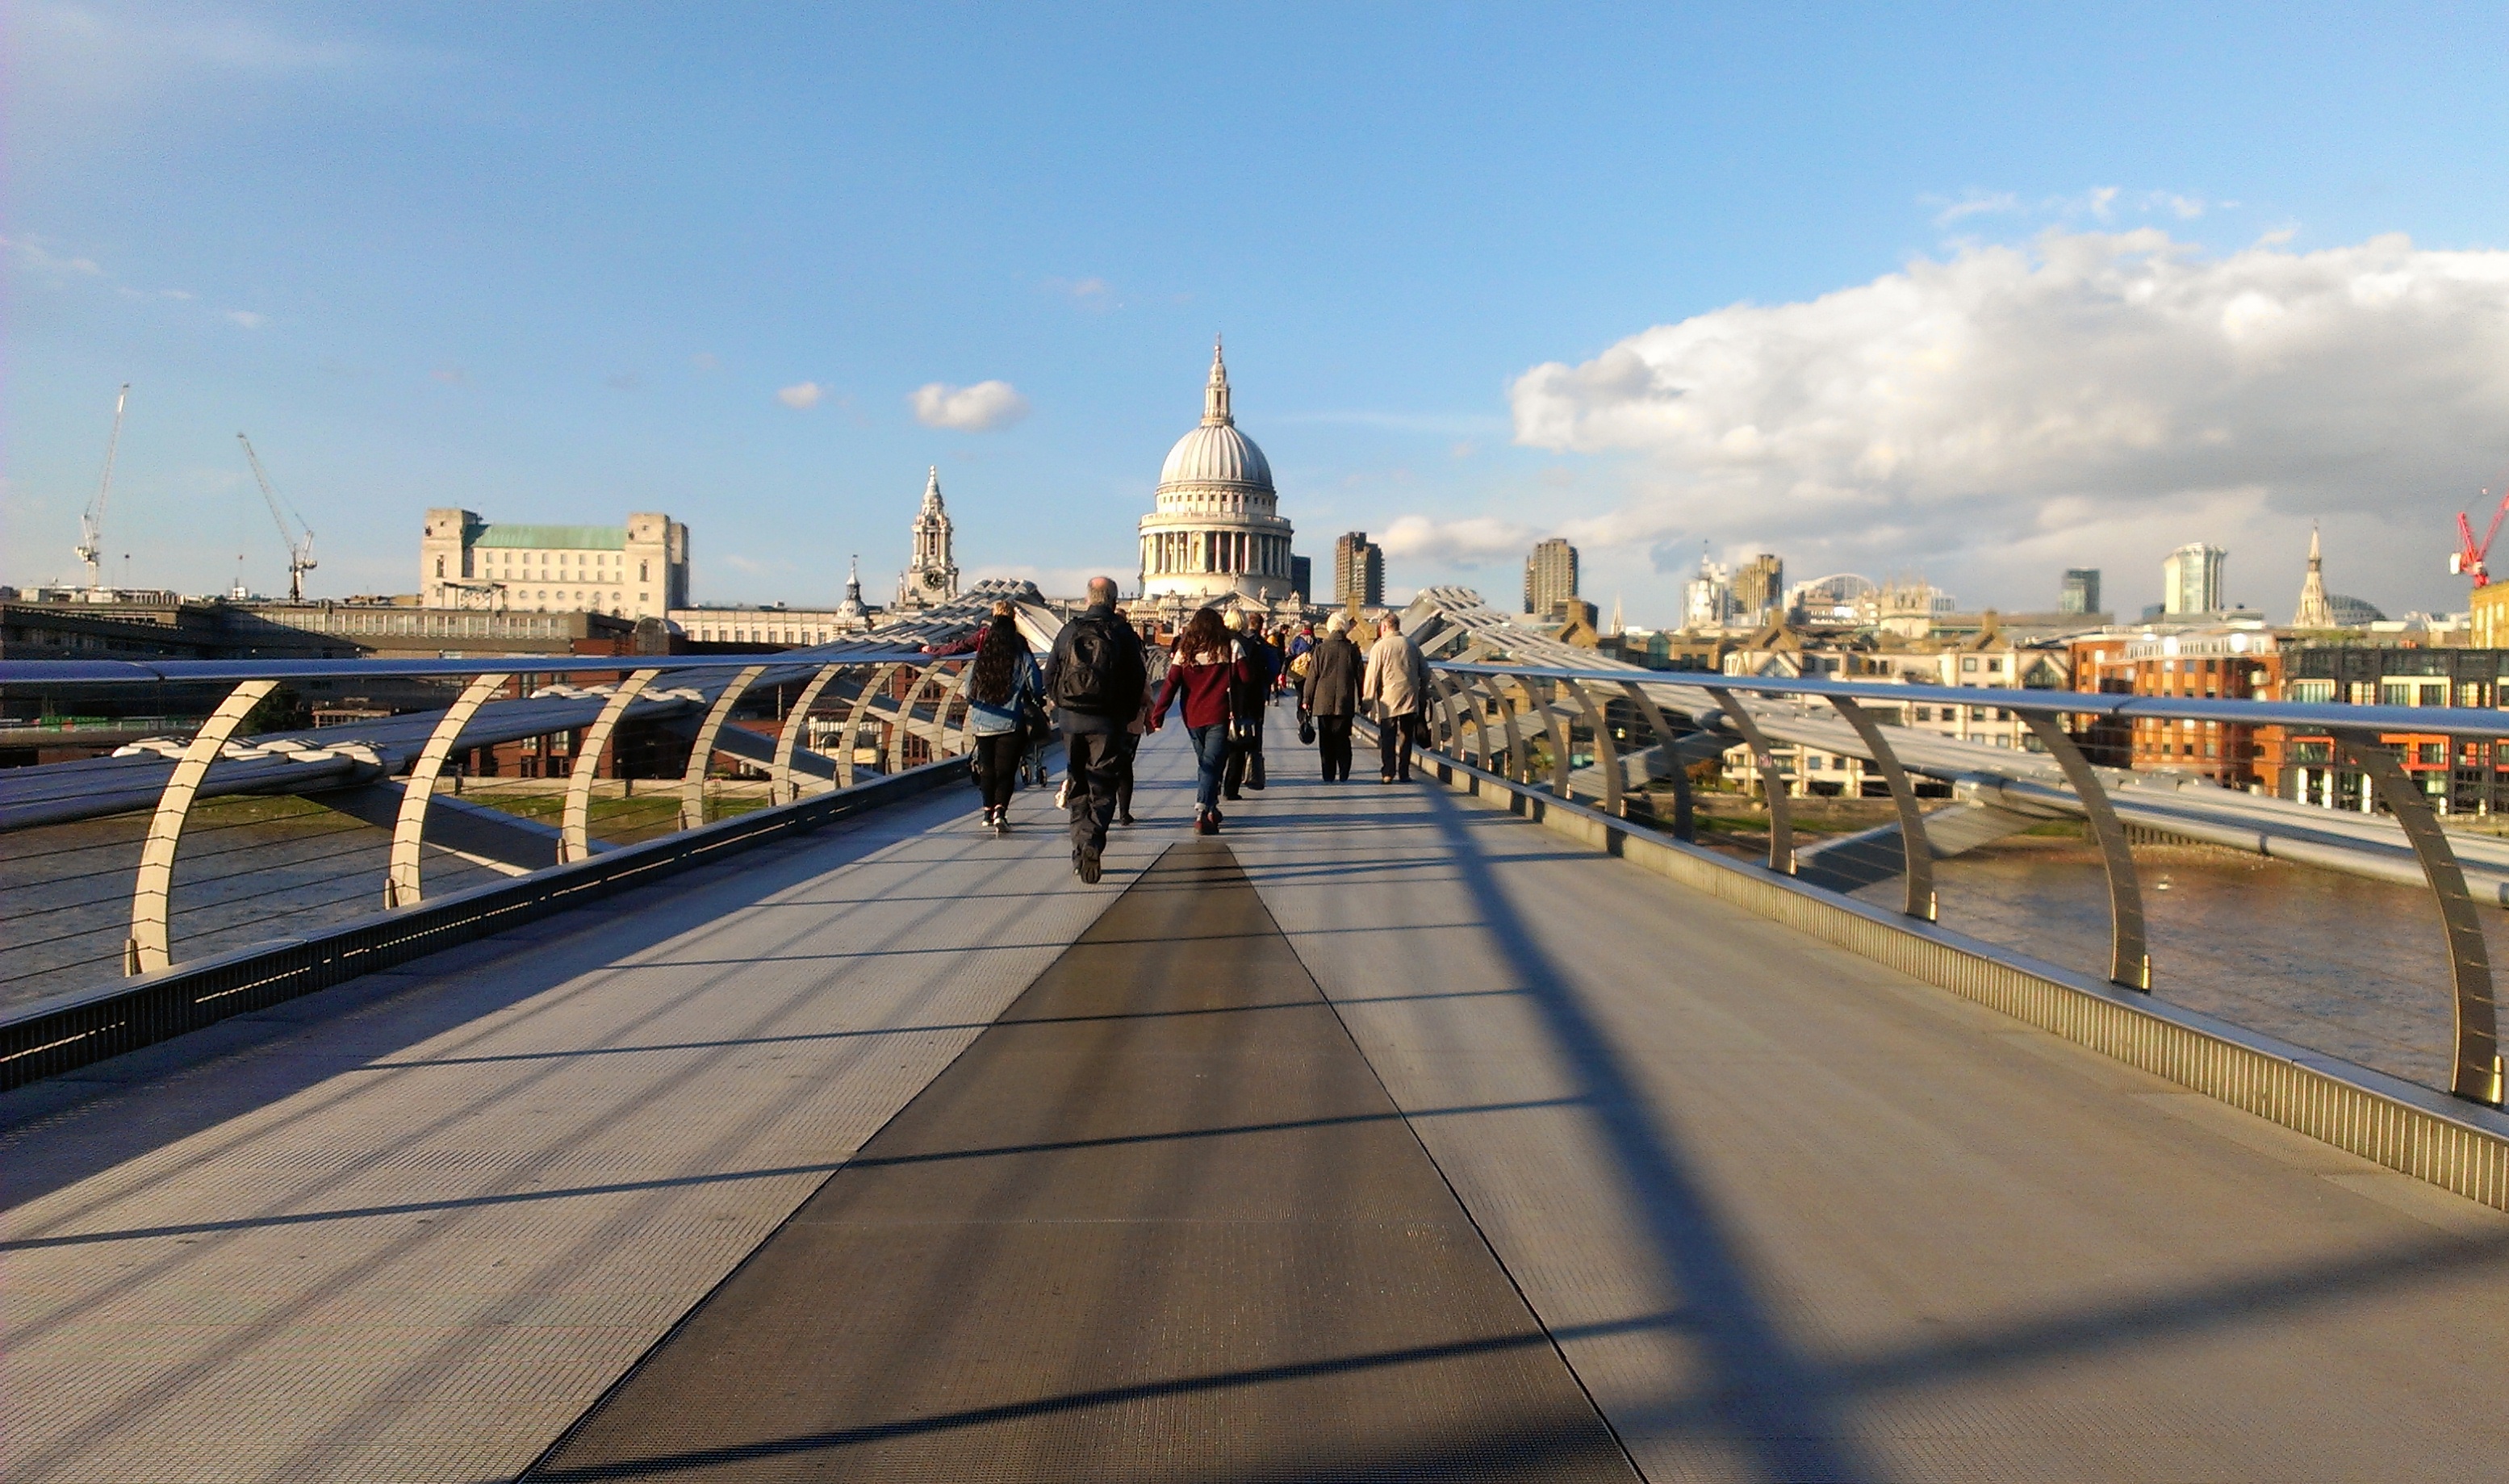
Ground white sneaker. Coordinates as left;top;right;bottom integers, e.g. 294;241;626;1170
1054;779;1072;809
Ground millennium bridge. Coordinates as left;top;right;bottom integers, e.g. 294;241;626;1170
2;587;2504;1482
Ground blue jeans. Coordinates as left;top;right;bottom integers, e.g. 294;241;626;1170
1187;723;1232;812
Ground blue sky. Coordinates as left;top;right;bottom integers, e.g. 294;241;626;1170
9;2;2507;625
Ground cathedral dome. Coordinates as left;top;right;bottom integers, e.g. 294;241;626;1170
1155;338;1273;494
1159;421;1273;491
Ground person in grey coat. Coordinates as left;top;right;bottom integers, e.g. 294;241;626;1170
1361;612;1430;784
1302;612;1363;782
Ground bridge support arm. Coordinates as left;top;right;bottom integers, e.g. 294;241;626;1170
560;669;662;864
1561;678;1621;817
681;665;769;830
127;679;278;975
387;672;510;909
2335;729;2503;1106
1829;696;1935;922
886;664;944;773
1620;681;1695;842
2021;711;2150;990
1709;688;1794;875
774;664;852;799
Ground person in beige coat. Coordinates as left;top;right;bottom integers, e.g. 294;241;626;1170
1361;612;1430;784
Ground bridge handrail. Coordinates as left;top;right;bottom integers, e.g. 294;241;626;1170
1420;657;2506;1109
1428;658;2509;739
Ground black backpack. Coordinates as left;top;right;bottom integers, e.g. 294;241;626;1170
1052;613;1144;714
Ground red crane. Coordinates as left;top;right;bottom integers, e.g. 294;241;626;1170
2453;487;2509;587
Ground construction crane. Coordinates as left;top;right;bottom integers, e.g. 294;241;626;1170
2453;486;2509;589
74;384;130;592
236;432;317;602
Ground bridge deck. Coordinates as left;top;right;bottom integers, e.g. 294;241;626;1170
6;716;2508;1482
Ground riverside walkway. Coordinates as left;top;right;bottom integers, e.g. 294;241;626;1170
5;718;2507;1482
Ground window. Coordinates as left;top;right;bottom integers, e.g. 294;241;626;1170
435;557;445;578
1961;657;1978;672
1985;658;2002;674
2290;679;2334;704
640;560;650;581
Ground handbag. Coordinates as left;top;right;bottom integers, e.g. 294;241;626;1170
1407;713;1435;748
1298;714;1316;746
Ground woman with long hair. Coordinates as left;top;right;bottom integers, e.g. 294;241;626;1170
1148;606;1255;834
962;602;1039;834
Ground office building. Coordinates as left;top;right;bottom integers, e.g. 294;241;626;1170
2162;542;2227;616
1733;554;1784;624
2059;569;2101;616
1523;537;1579;618
1334;531;1384;609
1290;554;1312;604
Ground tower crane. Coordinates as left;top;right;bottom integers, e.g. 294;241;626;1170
236;432;317;602
74;384;130;592
2453;485;2509;589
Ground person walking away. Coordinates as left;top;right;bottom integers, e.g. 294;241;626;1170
961;602;1039;834
1362;612;1430;784
1043;576;1148;883
1304;612;1362;783
1148;607;1254;834
1219;611;1276;800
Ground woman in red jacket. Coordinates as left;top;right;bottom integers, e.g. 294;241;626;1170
1149;606;1257;834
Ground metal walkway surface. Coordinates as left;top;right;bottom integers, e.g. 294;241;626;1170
6;716;2509;1482
526;841;1635;1482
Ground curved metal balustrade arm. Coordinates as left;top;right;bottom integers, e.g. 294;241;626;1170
2335;729;2503;1106
1541;678;1574;798
1490;675;1533;784
387;672;511;909
680;664;770;831
1829;696;1936;922
827;662;905;795
127;679;278;975
886;663;945;774
2020;711;2150;990
1619;681;1695;842
1707;688;1795;875
772;664;851;799
560;669;662;864
1560;677;1622;816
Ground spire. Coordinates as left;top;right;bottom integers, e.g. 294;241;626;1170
2294;521;2333;628
845;554;863;603
1203;334;1232;426
922;466;944;510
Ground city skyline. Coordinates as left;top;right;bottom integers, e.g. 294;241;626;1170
8;4;2507;627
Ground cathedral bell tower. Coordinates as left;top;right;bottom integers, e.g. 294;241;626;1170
898;466;960;611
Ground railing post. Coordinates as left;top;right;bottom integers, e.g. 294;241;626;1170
128;679;278;975
1829;695;1935;922
680;664;769;831
2022;710;2150;990
560;668;661;864
1619;680;1695;842
1561;677;1621;816
827;662;904;792
887;664;943;773
387;671;509;909
774;664;852;799
2335;729;2503;1106
1487;675;1531;784
1708;687;1794;875
1540;677;1574;798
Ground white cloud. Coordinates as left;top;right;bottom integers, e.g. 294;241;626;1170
910;379;1029;432
1504;228;2509;612
1928;190;2021;227
776;381;825;409
225;309;266;329
1377;513;1540;563
1043;276;1114;310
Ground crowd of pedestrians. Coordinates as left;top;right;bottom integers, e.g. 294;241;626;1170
972;575;1436;882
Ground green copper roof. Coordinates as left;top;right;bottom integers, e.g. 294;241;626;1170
471;524;629;550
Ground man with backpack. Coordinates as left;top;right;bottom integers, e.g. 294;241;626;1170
1043;576;1149;884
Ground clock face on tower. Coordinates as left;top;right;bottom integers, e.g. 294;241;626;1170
922;570;945;591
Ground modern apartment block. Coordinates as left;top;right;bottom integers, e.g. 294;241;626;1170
1333;532;1384;609
1523;537;1579;618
